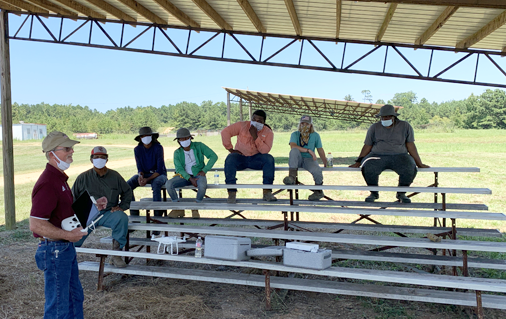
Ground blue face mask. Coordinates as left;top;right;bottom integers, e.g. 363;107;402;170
381;119;393;127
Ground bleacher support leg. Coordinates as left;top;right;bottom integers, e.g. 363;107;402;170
263;270;271;311
96;254;107;291
475;291;484;319
463;250;469;277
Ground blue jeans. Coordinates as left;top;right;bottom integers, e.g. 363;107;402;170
127;174;167;216
166;175;207;202
74;209;129;249
225;153;275;192
35;240;84;319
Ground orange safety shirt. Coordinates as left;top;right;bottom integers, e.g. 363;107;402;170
221;121;274;157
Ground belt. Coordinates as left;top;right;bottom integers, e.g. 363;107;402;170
39;238;69;243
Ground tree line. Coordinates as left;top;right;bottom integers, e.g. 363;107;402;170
7;89;506;135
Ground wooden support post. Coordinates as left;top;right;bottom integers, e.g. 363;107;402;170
249;101;252;120
239;98;243;121
227;92;231;126
263;269;271;311
463;250;469;277
475;291;484;319
0;10;15;230
97;254;107;291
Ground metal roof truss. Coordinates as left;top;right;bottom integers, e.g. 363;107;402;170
8;12;506;88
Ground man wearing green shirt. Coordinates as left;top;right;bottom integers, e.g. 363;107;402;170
72;146;132;268
165;128;218;218
283;115;328;201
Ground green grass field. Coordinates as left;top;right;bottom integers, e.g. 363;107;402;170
1;129;506;232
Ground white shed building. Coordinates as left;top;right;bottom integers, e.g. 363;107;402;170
0;122;47;141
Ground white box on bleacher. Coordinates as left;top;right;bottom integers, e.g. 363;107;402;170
205;236;251;261
286;242;319;252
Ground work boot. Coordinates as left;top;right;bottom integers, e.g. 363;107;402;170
396;192;411;203
168;210;185;218
191;210;200;219
308;190;324;201
283;169;298;185
110;240;127;268
263;189;277;202
365;191;379;202
227;191;237;204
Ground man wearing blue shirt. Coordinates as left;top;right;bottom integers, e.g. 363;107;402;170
283;115;328;201
127;127;167;217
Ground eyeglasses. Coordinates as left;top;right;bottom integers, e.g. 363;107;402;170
54;147;73;152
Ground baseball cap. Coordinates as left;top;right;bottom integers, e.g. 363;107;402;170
42;131;80;153
300;115;312;124
91;146;108;156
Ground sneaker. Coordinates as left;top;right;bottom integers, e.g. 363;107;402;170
227;191;237;204
168;210;185;218
263;190;277;202
283;175;296;185
110;255;127;268
396;193;411;203
308;190;324;201
365;192;379;202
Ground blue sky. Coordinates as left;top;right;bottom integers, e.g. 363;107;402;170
8;14;506;113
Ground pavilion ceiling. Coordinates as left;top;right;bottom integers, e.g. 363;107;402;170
3;0;506;52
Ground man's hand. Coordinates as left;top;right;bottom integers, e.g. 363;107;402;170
189;177;198;187
95;196;108;211
307;149;317;161
228;149;243;155
349;162;361;168
197;171;206;177
418;163;430;168
66;227;87;242
249;125;258;140
138;175;147;186
111;206;124;212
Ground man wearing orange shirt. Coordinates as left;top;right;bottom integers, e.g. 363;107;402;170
221;110;276;204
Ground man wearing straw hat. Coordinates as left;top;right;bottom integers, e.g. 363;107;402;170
349;104;429;203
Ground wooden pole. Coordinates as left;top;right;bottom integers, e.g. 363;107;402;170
239;98;243;121
226;92;231;126
249;101;252;120
0;10;15;230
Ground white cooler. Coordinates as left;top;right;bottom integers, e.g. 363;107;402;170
204;236;251;261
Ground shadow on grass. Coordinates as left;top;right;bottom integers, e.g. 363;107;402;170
274;156;356;165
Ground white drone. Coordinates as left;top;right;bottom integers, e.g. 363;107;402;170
151;234;188;255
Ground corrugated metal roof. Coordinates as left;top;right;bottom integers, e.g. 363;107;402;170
223;87;400;123
5;0;506;52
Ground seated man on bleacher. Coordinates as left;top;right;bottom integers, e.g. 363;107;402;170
72;146;132;268
222;110;276;204
127;127;167;217
283;115;328;201
165;128;218;218
349;104;429;203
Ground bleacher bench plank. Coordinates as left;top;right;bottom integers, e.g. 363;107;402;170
78;261;505;310
167;167;481;173
127;216;501;237
130;202;506;220
99;236;506;270
171;184;492;194
76;248;506;292
126;224;506;252
174;198;489;211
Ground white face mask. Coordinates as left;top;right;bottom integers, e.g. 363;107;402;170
381;119;393;127
92;158;107;169
51;151;71;171
180;139;191;148
250;121;264;131
141;136;152;145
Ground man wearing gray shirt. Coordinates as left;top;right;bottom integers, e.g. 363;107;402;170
72;146;132;267
349;104;429;203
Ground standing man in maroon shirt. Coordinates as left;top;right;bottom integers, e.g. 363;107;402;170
30;131;86;319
